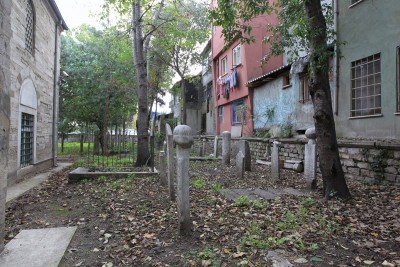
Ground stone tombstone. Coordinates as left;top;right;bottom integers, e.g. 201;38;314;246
213;136;219;158
271;140;281;179
165;123;175;201
202;138;206;157
159;151;167;186
231;125;242;138
304;127;317;190
222;131;231;165
239;140;251;171
236;151;245;179
173;125;193;236
163;140;167;155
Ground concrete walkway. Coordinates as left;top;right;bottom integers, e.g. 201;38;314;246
6;162;72;203
1;162;76;267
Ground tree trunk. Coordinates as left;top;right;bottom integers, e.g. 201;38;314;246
132;1;151;166
180;78;187;124
304;0;351;199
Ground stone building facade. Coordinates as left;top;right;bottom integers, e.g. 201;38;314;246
0;0;12;253
6;0;67;185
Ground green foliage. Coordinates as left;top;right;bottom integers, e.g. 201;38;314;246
252;200;269;210
301;197;315;208
97;176;108;183
235;196;250;207
280;121;293;138
60;25;137;141
191;179;207;189
277;212;298;230
211;183;222;193
191;247;221;267
58;142;90;156
240;222;287;250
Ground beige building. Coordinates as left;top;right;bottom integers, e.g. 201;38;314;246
6;0;67;185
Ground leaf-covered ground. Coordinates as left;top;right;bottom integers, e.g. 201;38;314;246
5;160;400;266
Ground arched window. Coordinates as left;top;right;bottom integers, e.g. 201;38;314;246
25;0;35;55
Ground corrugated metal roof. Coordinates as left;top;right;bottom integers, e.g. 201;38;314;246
246;64;291;87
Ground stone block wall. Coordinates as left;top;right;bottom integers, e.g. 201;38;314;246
7;0;63;185
193;135;400;184
0;0;12;253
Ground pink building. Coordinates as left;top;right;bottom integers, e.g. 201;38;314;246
211;3;283;136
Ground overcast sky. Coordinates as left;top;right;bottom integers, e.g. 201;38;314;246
54;0;105;30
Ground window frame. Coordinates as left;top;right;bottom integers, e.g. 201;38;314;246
221;56;228;75
231;99;245;125
299;73;310;103
282;72;291;88
232;44;241;66
25;0;35;55
350;53;382;118
20;112;34;168
218;105;224;123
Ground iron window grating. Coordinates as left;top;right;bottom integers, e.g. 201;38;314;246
350;53;381;117
21;113;34;168
25;0;34;54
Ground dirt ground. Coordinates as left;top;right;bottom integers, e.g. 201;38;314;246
5;160;400;267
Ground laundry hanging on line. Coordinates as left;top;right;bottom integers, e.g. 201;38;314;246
217;68;239;99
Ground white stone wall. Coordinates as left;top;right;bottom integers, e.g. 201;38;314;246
7;0;62;184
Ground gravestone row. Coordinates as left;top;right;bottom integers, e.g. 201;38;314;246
158;126;317;236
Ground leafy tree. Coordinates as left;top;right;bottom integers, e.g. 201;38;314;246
105;0;167;166
60;25;136;155
211;0;351;199
153;0;210;124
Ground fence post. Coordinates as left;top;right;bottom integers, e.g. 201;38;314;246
173;125;193;236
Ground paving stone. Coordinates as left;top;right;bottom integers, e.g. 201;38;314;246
0;227;77;267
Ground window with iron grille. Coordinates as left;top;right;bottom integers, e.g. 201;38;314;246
351;53;381;117
25;0;35;55
21;113;34;168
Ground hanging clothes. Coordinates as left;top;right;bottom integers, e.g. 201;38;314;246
232;68;239;88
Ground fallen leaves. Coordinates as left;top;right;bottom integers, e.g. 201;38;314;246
4;160;400;266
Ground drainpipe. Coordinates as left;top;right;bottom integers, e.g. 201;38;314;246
52;19;62;167
334;0;339;115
